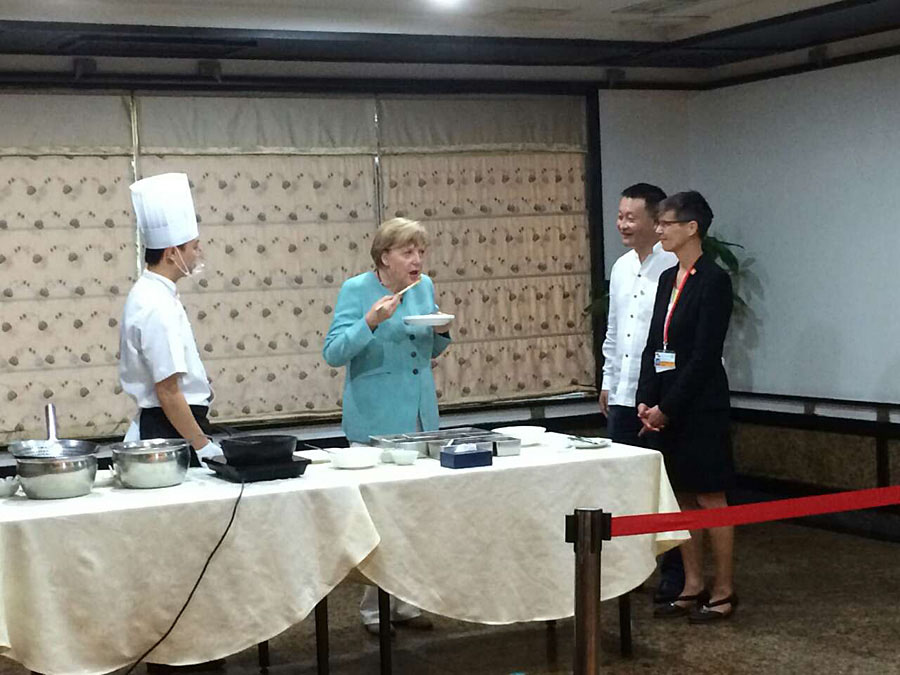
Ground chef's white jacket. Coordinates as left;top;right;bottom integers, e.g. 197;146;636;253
119;270;212;414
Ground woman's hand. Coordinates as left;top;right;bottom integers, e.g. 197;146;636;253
637;404;668;435
365;294;401;330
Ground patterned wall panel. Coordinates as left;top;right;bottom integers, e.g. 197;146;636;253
139;154;377;424
0;100;594;442
0;156;136;442
381;152;594;407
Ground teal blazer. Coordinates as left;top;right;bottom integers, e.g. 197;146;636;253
323;272;452;443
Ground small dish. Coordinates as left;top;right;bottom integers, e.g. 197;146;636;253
0;476;20;498
390;448;419;465
493;425;547;446
403;313;455;327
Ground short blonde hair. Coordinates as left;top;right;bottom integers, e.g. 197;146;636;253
370;217;428;268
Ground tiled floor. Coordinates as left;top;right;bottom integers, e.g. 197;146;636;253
3;521;898;674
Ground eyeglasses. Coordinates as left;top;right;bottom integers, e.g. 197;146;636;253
656;219;691;228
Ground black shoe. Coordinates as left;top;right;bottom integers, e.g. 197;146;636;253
653;578;684;604
653;590;710;618
689;594;739;623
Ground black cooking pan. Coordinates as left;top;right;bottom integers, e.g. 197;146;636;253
220;434;298;466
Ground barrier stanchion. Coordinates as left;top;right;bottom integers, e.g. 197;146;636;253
566;485;900;670
565;508;612;675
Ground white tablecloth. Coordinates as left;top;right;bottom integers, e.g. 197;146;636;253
350;436;686;623
0;435;685;673
0;471;380;674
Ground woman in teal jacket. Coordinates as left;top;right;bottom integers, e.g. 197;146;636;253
323;217;452;443
323;217;452;634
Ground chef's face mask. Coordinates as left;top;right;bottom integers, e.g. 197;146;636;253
172;246;206;278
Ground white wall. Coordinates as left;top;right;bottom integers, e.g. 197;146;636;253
597;90;695;275
600;57;900;403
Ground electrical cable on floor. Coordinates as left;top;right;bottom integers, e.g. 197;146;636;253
122;479;245;674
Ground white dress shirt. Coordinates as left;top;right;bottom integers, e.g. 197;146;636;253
601;242;676;407
119;270;212;410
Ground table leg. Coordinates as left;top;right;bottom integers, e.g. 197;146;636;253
315;596;330;675
378;587;392;675
257;641;270;672
618;593;633;657
545;619;559;666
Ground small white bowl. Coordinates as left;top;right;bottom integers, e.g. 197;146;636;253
390;449;418;465
0;476;20;497
329;446;382;470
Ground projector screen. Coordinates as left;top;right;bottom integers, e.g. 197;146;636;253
601;56;900;404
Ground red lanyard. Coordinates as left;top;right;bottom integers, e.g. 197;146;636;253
663;265;694;350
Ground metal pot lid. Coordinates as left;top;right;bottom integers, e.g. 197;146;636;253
9;439;99;459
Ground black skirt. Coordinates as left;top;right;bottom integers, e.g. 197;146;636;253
659;410;734;494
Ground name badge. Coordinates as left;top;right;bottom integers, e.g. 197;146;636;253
654;350;676;373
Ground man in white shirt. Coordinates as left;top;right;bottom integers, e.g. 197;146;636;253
601;183;676;445
599;183;682;604
119;173;221;466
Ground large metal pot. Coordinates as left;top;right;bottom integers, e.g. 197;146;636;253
10;404;99;499
107;439;190;489
16;452;99;499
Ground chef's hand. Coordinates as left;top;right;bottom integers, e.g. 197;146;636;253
196;440;222;462
365;294;401;330
599;390;610;417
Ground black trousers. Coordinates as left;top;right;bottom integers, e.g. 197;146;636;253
138;405;210;468
607;405;683;594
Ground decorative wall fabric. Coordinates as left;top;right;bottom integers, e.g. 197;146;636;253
139;154;378;425
1;92;593;442
381;152;593;405
0;155;138;442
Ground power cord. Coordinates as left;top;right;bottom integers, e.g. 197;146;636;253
122;479;245;674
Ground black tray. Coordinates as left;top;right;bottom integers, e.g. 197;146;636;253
203;455;310;483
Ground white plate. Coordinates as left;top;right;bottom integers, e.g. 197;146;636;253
570;437;612;449
493;425;547;446
328;446;382;470
403;313;455;327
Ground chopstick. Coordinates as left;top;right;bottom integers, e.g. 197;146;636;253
396;277;422;297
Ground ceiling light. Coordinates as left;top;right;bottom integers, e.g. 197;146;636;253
429;0;465;9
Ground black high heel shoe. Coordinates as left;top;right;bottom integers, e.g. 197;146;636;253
653;589;710;618
689;594;739;623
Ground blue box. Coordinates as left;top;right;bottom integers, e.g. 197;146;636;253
440;446;493;469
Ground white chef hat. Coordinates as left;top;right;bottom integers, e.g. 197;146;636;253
130;173;199;249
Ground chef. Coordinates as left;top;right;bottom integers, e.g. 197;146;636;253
119;172;221;465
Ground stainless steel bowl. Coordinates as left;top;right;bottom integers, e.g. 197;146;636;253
107;439;190;489
16;453;98;499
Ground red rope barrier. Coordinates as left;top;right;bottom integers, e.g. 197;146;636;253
611;485;900;538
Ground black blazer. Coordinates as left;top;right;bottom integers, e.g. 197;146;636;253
636;254;732;421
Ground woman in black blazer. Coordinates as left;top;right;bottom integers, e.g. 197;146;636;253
636;191;737;622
